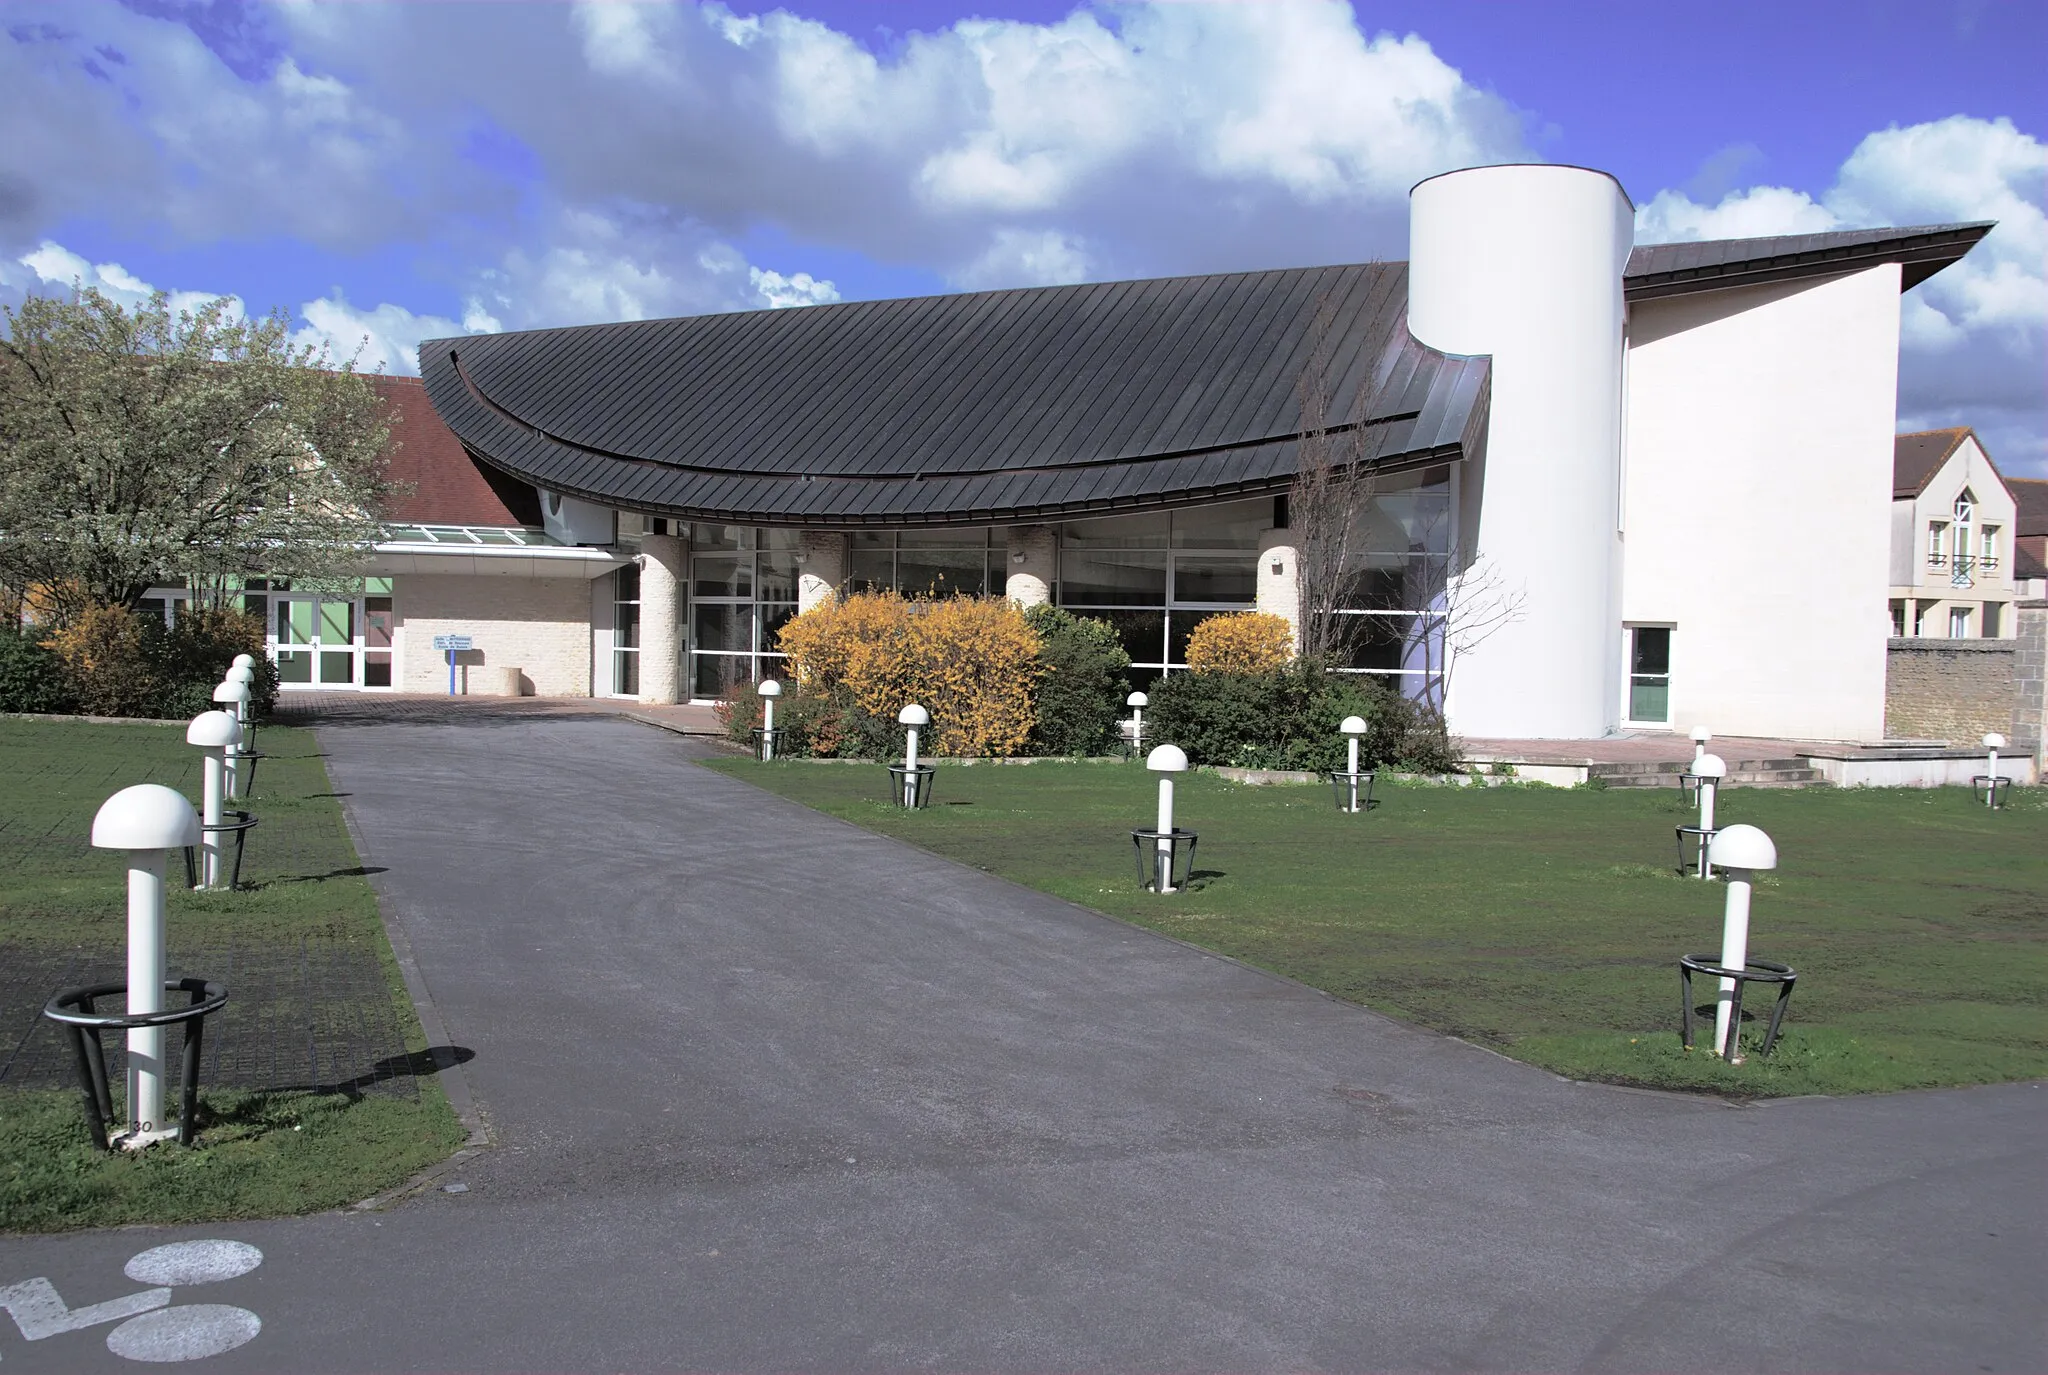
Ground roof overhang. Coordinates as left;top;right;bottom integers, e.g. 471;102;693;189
1624;222;1994;302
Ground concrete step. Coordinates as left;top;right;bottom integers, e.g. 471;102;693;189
1589;761;1825;789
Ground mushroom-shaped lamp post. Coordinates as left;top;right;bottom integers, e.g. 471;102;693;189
1335;715;1370;813
757;679;783;761
92;784;200;1146
1706;823;1777;1059
1981;732;2006;809
212;678;252;801
228;661;257;751
1690;753;1726;878
1125;692;1148;752
1145;744;1190;892
185;711;240;890
1690;725;1711;767
896;704;931;807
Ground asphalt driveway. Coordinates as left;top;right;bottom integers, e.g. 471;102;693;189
2;713;2040;1372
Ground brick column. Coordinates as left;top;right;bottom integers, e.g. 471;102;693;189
1257;527;1301;654
639;533;685;705
798;531;847;614
1005;524;1056;606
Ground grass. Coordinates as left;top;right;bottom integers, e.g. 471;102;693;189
705;756;2048;1098
0;718;466;1232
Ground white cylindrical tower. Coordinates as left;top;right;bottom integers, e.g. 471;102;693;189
1408;164;1633;739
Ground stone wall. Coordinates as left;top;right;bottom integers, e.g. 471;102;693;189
396;573;595;697
2015;600;2046;765
1883;636;2017;744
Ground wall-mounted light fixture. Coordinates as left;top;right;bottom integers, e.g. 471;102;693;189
1269;554;1285;574
1012;551;1028;564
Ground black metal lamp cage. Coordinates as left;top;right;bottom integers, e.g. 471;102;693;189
1674;823;1720;878
41;978;230;1150
1678;955;1797;1062
1971;774;2011;809
182;811;258;891
1130;828;1198;893
749;726;784;761
1329;769;1376;813
886;763;936;809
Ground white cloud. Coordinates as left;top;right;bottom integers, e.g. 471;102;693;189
953;227;1093;290
1636;117;2048;477
7;240;242;321
749;267;840;309
293;295;477;376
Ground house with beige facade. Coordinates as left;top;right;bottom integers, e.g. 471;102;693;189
1889;428;2024;640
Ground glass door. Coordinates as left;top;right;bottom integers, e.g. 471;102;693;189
273;596;359;687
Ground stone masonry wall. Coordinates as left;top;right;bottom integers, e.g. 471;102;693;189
1884;637;2017;744
396;573;594;697
2014;601;2046;766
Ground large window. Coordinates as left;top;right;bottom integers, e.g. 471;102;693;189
688;525;798;699
848;530;1007;598
1056;499;1265;684
1330;466;1455;692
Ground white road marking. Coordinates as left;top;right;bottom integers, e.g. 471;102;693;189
0;1278;170;1341
105;1305;261;1362
123;1242;263;1288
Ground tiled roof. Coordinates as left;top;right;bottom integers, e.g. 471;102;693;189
2010;477;2048;539
371;375;541;528
1894;428;1971;499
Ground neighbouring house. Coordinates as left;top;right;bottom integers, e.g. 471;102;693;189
117;163;1997;744
1888;427;2024;639
2010;476;2048;599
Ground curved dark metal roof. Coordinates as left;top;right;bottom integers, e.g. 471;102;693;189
420;261;1489;528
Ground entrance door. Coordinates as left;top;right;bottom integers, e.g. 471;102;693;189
273;596;359;687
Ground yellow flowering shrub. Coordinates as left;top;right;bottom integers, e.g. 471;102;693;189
1184;611;1295;674
777;591;1043;756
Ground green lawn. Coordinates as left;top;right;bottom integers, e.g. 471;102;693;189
0;719;466;1232
707;757;2048;1098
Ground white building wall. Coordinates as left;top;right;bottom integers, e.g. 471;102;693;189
395;573;595;697
1409;164;1634;738
1622;265;1902;741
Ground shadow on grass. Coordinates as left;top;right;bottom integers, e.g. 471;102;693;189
270;864;390;885
267;1045;476;1103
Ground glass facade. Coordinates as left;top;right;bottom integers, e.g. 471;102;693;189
1055;498;1264;684
687;525;798;699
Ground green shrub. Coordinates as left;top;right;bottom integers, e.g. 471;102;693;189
714;679;897;761
0;628;78;714
1024;606;1130;756
1144;665;1459;772
28;602;276;720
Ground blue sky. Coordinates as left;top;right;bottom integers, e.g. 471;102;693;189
2;0;2043;473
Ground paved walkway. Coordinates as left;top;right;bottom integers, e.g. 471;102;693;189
1;712;2040;1371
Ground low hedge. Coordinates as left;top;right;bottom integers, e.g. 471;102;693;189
1;606;278;720
1143;664;1458;773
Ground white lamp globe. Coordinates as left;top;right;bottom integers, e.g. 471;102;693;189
1708;823;1777;872
1340;715;1367;736
1692;753;1726;779
92;784;200;851
1126;691;1148;708
1983;732;2005;750
1146;744;1188;773
758;679;783;699
897;704;931;727
185;711;240;749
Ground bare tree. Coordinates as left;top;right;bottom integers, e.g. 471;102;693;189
1396;522;1527;722
1289;295;1378;665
